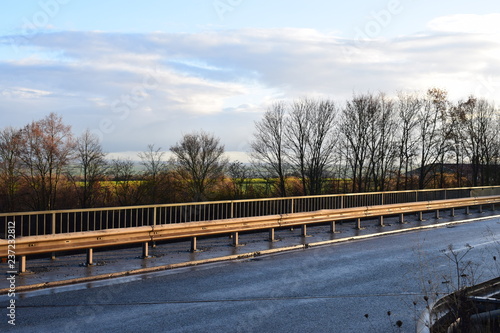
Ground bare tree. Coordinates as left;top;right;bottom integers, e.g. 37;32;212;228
0;127;22;212
138;144;167;203
170;131;228;201
227;160;249;199
250;102;288;197
286;99;313;194
416;88;448;189
340;94;373;192
18;113;75;210
453;97;499;186
307;100;338;194
395;92;421;190
109;158;143;206
74;129;107;208
286;98;338;195
368;94;397;191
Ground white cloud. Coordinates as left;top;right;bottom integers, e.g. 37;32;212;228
428;14;500;34
1;87;52;98
2;26;500;156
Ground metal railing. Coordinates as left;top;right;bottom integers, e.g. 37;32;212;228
417;276;500;332
2;186;500;238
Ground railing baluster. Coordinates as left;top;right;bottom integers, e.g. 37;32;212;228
3;185;500;238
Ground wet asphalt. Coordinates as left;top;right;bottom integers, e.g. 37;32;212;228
1;208;498;291
1;210;500;332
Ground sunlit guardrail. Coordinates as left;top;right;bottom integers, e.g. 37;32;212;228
3;195;500;274
1;186;499;238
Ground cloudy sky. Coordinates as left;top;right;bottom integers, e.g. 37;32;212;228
1;0;500;162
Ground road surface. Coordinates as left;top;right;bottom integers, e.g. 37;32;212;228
2;217;500;332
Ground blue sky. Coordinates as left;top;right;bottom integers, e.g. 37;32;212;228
1;1;500;161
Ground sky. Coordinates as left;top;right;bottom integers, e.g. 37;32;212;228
1;0;500;162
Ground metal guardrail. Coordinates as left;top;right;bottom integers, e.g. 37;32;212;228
3;195;500;273
1;186;499;238
417;276;500;332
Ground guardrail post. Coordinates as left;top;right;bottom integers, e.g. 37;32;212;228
378;216;384;227
191;237;197;252
435;209;440;219
478;205;483;213
450;208;455;217
301;224;307;237
86;248;94;266
356;218;361;230
268;228;275;241
399;213;405;224
465;206;470;215
418;211;424;221
19;256;26;273
232;232;239;246
330;221;337;233
142;242;149;258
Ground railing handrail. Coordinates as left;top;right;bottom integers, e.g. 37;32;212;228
2;185;500;238
1;185;498;217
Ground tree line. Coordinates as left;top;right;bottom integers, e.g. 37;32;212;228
252;88;500;196
1;88;499;212
0;114;230;212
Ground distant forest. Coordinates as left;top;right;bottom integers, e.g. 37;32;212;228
1;88;499;213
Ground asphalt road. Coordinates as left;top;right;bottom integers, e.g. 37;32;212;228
2;217;500;333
